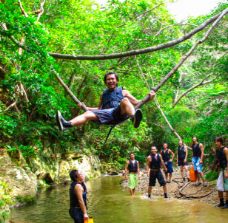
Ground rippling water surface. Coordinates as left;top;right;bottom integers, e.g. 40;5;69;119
10;176;228;223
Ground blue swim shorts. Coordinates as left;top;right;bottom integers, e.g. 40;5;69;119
192;156;202;173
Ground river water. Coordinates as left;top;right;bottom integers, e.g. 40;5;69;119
10;176;228;223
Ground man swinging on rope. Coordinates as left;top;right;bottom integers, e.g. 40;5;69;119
57;71;155;130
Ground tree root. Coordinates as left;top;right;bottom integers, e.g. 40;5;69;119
172;177;216;199
180;186;216;198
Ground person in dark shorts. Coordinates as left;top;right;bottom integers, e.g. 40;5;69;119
125;152;140;196
57;71;155;131
214;137;228;209
177;140;190;182
160;143;175;183
69;170;88;223
146;146;169;199
192;135;207;187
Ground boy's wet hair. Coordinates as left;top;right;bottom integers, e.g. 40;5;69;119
69;169;79;182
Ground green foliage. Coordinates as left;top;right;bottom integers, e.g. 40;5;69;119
203;171;219;181
0;0;227;171
16;195;37;203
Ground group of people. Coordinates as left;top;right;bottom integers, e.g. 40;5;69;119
124;136;228;209
57;71;227;222
68;136;228;222
125;136;207;199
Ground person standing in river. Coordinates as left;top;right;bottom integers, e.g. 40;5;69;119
146;146;169;199
160;143;175;183
177;140;190;182
125;152;140;196
192;135;207;187
69;170;88;223
57;71;155;131
215;137;228;209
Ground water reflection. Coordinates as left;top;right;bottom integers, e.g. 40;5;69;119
10;176;228;223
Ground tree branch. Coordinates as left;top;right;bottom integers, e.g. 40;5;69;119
153;7;228;92
49;10;225;60
19;82;29;102
117;3;163;28
154;97;183;141
18;0;28;17
133;8;228;110
137;3;163;18
173;78;214;106
135;62;192;150
5;98;18;112
37;0;46;21
53;69;88;111
154;22;197;36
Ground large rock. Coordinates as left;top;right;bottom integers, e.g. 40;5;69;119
0;149;37;222
0;144;102;221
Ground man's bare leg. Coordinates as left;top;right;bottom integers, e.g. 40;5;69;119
163;185;167;193
180;166;185;182
165;173;168;181
132;188;135;195
199;172;206;184
169;173;172;181
70;111;99;127
184;166;190;180
148;186;152;198
120;98;142;128
129;188;133;196
180;166;184;180
120;98;135;116
195;171;201;183
57;110;99;131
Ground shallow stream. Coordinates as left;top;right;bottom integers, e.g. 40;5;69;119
10;176;228;222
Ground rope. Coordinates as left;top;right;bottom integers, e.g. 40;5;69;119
103;126;115;146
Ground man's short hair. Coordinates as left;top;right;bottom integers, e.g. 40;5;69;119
104;71;119;84
215;137;223;144
129;152;134;156
192;135;197;140
69;170;79;182
151;146;157;149
163;142;168;147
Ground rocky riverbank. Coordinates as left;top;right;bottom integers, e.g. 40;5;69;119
121;167;220;205
0;147;103;223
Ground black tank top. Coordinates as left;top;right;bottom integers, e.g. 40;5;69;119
128;160;137;172
69;182;87;208
192;143;201;157
178;146;186;160
216;147;227;169
149;153;161;169
161;150;170;162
